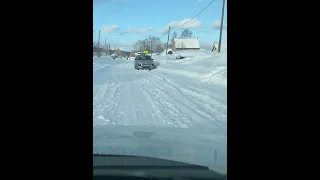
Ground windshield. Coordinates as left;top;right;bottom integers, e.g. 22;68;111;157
93;0;227;175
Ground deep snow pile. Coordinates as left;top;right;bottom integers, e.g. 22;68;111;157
160;48;173;56
174;49;215;57
154;49;227;87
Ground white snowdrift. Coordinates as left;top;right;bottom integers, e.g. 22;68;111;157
154;49;227;87
160;48;174;56
174;49;215;57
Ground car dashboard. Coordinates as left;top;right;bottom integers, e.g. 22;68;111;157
93;155;227;180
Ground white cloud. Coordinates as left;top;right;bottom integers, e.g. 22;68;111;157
156;28;168;35
212;20;227;30
103;25;120;33
157;18;202;34
127;27;154;34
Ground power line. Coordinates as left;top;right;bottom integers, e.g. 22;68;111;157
159;30;169;39
171;0;216;29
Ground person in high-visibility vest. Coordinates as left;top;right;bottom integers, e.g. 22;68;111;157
144;50;148;55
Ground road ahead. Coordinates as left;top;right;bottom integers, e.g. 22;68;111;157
93;55;227;135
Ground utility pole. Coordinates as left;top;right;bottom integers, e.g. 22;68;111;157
150;36;153;57
166;26;171;55
107;43;110;55
104;38;106;55
218;0;225;53
97;29;101;57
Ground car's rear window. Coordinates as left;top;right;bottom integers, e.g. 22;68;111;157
136;56;152;60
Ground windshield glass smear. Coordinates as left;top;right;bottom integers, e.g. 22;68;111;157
93;0;227;174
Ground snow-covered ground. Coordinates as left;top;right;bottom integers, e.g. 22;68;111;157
93;49;227;174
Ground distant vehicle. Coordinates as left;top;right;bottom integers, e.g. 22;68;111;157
134;52;145;56
134;55;155;70
111;54;118;59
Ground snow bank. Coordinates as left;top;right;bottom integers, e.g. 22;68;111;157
174;49;214;57
161;48;174;56
155;49;227;87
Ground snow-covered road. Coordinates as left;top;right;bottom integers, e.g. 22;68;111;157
93;51;227;173
93;54;226;134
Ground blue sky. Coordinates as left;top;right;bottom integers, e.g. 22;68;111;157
93;0;227;51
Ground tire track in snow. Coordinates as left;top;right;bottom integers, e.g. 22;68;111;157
138;76;199;128
137;82;162;125
139;79;182;127
128;71;163;126
154;73;227;126
149;71;226;129
93;63;110;72
180;87;227;125
111;62;159;126
93;60;128;125
154;72;226;114
111;62;135;125
93;82;123;125
187;85;226;105
141;77;208;128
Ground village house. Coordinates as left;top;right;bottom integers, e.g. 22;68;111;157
172;37;200;51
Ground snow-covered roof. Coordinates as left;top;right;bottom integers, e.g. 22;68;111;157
174;38;200;49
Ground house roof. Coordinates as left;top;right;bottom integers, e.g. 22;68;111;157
174;38;200;49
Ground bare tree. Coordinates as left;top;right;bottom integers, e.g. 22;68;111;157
170;31;178;48
172;31;178;38
180;29;193;38
133;36;165;53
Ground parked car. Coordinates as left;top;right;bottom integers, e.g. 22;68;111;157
134;55;155;70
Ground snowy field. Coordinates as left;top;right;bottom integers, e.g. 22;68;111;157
93;49;227;173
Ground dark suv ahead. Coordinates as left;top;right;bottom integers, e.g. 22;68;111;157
134;55;155;70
